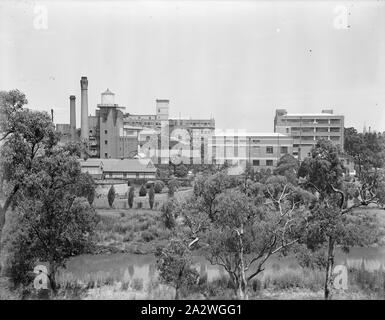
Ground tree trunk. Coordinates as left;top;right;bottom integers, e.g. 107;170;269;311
324;236;335;300
236;226;248;300
0;185;19;241
175;286;180;300
49;262;57;295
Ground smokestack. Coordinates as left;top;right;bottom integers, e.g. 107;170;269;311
50;109;54;122
69;95;76;140
80;76;89;140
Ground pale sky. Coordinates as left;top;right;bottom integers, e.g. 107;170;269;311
1;0;385;132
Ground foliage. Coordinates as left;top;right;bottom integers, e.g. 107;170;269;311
0;90;58;235
155;239;199;299
175;172;314;298
297;139;385;299
0;91;98;292
175;164;188;178
128;186;135;209
148;186;155;210
139;185;147;197
344;127;385;178
107;185;116;208
274;154;299;185
154;180;165;193
161;199;178;230
74;172;96;205
167;179;180;197
298;139;344;197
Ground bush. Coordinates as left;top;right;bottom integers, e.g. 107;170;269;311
128;186;135;209
141;230;155;242
168;179;180;197
139;185;147;197
149;186;155;209
154;180;165;193
107;185;116;208
131;278;144;291
175;164;188;178
161;199;177;229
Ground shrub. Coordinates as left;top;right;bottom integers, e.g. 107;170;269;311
154;180;165;193
175;164;188;178
123;232;134;242
131;278;144;291
128;186;135;209
149;186;155;210
141;230;155;242
139;185;147;197
107;185;116;208
161;199;177;229
168;179;180;197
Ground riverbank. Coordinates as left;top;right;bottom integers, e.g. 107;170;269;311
93;208;170;254
25;264;385;300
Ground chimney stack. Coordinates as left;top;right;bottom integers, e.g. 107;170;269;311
69;95;76;141
80;76;89;140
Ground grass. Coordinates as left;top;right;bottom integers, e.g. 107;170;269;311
93;209;172;254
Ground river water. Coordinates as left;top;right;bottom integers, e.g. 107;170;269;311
61;246;385;285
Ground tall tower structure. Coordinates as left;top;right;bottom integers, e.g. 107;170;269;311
69;95;76;140
80;76;89;140
156;99;169;121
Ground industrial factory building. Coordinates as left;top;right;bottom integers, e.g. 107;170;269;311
56;76;347;176
56;76;215;167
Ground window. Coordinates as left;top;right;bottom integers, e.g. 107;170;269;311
105;140;108;145
266;160;273;166
104;130;108;134
281;146;288;154
252;160;260;166
266;146;273;154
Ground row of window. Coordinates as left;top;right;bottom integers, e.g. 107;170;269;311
281;119;341;124
252;159;274;166
106;172;155;178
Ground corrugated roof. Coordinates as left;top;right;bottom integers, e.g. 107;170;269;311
214;132;289;137
284;113;343;117
79;159;103;167
101;158;157;173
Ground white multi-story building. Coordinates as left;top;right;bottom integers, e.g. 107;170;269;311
274;109;344;160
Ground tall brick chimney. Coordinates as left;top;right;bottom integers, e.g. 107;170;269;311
80;76;89;140
69;95;76;141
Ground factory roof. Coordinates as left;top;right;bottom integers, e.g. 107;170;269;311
102;159;156;173
79;158;157;173
213;131;289;138
283;113;343;117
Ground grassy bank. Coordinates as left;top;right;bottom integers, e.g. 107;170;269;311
32;264;385;300
93;209;171;254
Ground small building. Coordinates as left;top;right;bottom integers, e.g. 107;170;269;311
79;158;157;180
79;159;104;179
101;158;157;180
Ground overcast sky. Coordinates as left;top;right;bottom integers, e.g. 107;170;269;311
1;0;384;132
